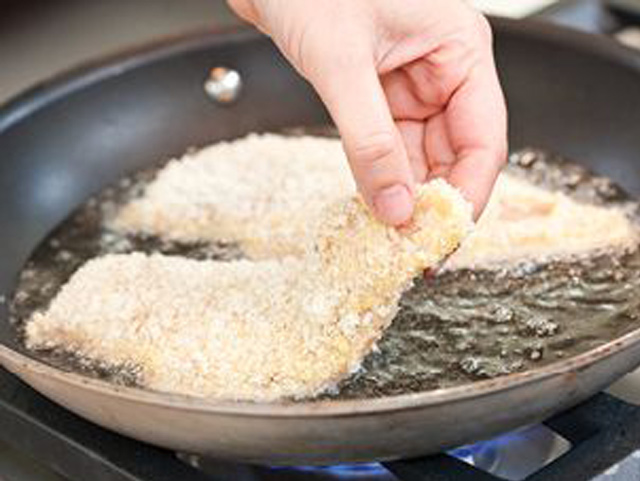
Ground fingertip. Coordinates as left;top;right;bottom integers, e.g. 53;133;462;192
372;184;415;226
447;150;503;220
456;179;494;221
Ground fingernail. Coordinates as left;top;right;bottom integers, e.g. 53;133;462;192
373;184;414;226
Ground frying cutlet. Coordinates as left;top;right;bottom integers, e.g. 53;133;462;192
112;134;354;259
26;180;473;401
447;173;638;269
113;134;638;268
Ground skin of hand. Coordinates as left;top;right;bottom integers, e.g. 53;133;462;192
228;0;508;225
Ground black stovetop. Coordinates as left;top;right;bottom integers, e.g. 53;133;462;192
3;369;640;481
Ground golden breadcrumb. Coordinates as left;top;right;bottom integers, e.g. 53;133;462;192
111;134;354;259
445;174;639;269
26;181;473;401
28;131;637;401
113;134;637;268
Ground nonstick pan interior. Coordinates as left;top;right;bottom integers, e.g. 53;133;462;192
2;19;640;359
0;29;329;356
8;139;640;401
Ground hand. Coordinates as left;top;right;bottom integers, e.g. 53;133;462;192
228;0;508;225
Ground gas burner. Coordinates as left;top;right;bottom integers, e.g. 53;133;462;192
3;368;640;481
449;426;570;481
184;456;396;481
188;425;571;481
188;426;570;481
268;464;394;480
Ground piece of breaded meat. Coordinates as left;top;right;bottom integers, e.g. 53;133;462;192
445;174;638;269
26;180;473;401
112;134;354;259
113;133;637;268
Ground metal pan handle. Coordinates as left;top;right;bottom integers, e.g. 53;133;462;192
608;0;640;23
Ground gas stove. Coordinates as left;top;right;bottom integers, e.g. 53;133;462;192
3;1;640;480
2;368;640;481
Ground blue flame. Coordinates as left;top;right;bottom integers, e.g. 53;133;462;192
267;431;537;479
450;430;541;461
268;463;388;477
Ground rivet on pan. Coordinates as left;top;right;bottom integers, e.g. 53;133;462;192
204;67;242;104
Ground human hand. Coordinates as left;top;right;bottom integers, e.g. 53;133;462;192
228;0;507;225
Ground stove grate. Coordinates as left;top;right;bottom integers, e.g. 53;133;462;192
2;369;640;481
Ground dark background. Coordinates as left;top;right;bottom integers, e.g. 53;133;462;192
0;0;240;103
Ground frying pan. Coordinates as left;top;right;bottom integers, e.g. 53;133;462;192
1;17;640;465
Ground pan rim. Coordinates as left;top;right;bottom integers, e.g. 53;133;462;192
2;18;640;417
0;26;260;132
2;17;640;131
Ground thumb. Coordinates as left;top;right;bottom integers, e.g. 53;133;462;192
309;62;415;226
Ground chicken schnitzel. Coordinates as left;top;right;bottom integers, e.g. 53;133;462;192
27;180;473;401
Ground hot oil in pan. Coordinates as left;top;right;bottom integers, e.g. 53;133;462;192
9;145;640;400
328;149;640;399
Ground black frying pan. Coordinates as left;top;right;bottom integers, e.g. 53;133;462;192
1;18;640;464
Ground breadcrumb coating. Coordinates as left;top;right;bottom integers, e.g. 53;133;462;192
113;134;637;268
446;174;638;269
26;181;473;401
112;134;354;259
